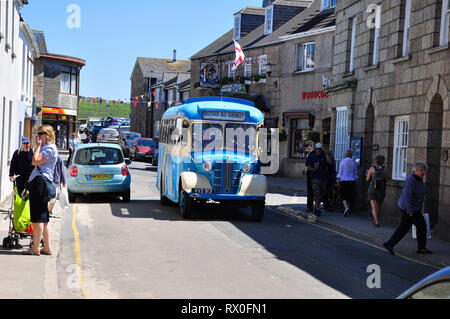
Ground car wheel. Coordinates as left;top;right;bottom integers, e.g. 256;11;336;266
68;190;77;203
122;189;131;202
179;189;192;219
251;199;265;222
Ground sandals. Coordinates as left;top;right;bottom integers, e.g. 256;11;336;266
22;249;40;256
40;250;53;256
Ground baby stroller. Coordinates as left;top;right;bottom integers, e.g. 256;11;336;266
1;182;43;250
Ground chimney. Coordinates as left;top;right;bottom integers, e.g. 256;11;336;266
173;49;177;62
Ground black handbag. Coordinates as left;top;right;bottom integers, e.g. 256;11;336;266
37;167;56;203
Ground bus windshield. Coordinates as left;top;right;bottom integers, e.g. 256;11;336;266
192;122;257;154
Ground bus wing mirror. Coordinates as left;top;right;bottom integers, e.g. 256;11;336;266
183;120;190;129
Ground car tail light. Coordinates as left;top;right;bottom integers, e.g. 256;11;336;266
70;166;78;177
102;134;105;138
121;165;129;176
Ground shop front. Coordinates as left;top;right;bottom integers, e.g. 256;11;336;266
42;107;77;150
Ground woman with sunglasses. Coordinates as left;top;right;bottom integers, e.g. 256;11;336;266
22;126;58;256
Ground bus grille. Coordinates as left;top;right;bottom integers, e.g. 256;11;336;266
213;163;241;194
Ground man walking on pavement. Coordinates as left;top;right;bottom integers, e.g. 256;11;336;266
306;143;332;216
9;137;34;196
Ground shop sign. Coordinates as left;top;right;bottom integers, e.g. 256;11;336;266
203;111;246;122
200;63;219;89
43;107;77;116
220;83;247;94
302;91;328;99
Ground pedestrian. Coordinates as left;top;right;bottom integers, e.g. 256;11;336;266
22;125;58;256
336;149;358;217
366;155;387;227
9;137;34;196
323;149;337;211
68;131;80;164
383;162;433;256
48;156;67;217
305;149;316;212
306;143;331;216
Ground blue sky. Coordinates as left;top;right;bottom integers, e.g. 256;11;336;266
22;0;262;100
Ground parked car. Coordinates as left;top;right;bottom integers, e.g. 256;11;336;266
78;120;88;134
97;128;120;143
89;121;108;142
129;138;157;161
118;132;142;157
145;147;158;166
117;121;131;133
397;267;450;299
68;144;132;202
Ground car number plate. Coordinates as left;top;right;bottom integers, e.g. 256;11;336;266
192;188;215;194
91;174;111;180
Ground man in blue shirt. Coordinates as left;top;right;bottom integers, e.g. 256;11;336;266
306;143;332;216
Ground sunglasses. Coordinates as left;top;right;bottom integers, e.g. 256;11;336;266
37;132;47;136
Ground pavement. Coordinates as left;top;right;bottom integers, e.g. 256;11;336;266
267;176;450;269
0;190;63;299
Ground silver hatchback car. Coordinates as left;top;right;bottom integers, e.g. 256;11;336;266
97;128;120;143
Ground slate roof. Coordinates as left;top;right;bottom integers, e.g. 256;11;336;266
32;30;48;54
136;57;191;78
191;0;335;60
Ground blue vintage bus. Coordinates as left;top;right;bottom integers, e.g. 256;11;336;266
157;97;268;221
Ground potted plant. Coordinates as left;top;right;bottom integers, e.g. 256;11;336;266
308;131;321;143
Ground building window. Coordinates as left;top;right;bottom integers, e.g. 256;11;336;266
402;0;412;56
349;17;357;72
5;0;9;47
440;0;450;45
295;42;315;71
61;66;78;95
393;116;409;181
264;6;273;35
244;60;252;77
370;23;380;65
322;0;336;10
233;14;241;41
335;107;350;168
258;55;267;76
290;118;312;158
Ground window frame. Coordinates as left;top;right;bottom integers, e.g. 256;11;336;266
392;115;409;181
321;0;336;11
372;24;380;65
349;17;357;72
258;55;267;76
60;65;78;95
335;106;350;169
295;42;315;72
244;59;252;78
264;5;274;35
402;0;412;56
440;0;450;46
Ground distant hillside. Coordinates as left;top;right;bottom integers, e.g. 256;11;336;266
78;99;131;120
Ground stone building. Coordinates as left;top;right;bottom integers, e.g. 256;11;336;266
129;55;190;138
190;0;336;178
32;30;86;150
326;0;450;240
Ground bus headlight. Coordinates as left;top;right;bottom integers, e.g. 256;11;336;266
242;164;252;174
203;162;213;172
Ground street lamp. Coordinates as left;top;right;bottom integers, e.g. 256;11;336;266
266;63;273;77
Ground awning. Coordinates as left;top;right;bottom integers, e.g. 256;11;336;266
225;93;271;112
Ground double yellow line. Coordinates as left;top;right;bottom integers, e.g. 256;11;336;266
72;204;89;298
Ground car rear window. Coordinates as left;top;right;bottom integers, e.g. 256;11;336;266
103;129;118;134
137;140;157;147
75;148;124;165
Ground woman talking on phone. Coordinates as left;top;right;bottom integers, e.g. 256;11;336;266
22;125;58;256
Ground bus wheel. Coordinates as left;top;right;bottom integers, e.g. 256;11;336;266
251;200;265;222
179;190;192;219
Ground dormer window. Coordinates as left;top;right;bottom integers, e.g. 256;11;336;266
322;0;336;10
233;14;241;41
264;6;274;35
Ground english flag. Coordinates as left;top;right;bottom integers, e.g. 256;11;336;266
233;40;245;70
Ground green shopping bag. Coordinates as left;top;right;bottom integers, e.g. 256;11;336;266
13;186;31;233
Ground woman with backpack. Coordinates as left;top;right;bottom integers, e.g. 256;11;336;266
366;155;387;227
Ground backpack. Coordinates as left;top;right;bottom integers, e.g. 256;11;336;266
372;166;386;191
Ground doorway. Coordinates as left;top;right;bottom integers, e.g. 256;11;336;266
425;95;443;228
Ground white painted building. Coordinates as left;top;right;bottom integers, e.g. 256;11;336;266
0;0;37;205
